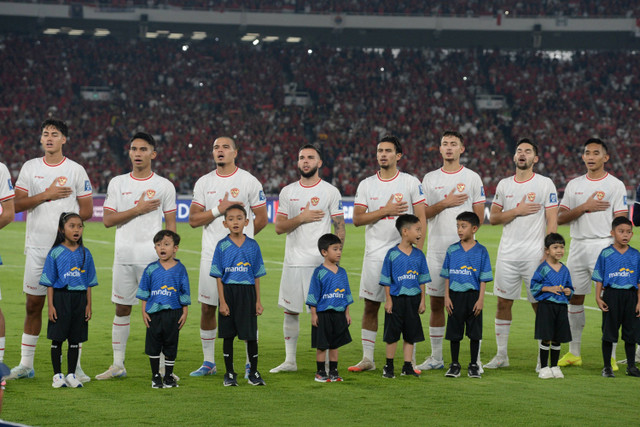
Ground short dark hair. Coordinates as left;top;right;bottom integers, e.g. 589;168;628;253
612;216;632;230
584;138;608;154
516;138;538;156
318;233;342;254
214;136;237;150
379;135;402;154
442;130;464;144
395;214;420;234
544;232;565;248
130;132;156;149
224;203;247;219
41;119;68;137
299;143;322;161
456;211;480;228
153;229;180;246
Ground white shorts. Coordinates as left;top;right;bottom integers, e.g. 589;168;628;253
278;265;315;313
112;264;146;305
493;258;539;302
567;238;612;296
358;257;384;302
426;253;446;297
198;256;218;306
23;247;49;296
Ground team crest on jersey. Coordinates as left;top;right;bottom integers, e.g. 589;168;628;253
57;176;67;186
456;183;465;192
311;197;320;206
550;193;558;204
527;192;536;202
146;189;156;199
394;193;403;202
230;188;240;198
596;191;605;200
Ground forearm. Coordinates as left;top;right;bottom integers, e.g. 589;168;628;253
424;200;449;219
274;214;303;234
47;287;54;308
545;207;558;234
216;279;226;305
414;203;427;250
141;300;147;313
0;200;14;229
489;207;519;225
164;212;177;232
254;278;261;304
86;287;92;310
14;190;48;213
352;209;388;226
332;216;346;244
557;205;586;225
252;207;268;235
189;209;215;228
594;282;603;301
103;208;142;228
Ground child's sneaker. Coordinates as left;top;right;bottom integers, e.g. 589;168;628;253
550;366;564;379
401;365;420;377
315;370;330;383
538;367;554;379
445;363;461;378
626;366;640;377
468;363;481;378
189;362;216;377
382;365;395;379
601;367;615;378
152;373;164;389
52;373;67;388
163;375;179;388
65;373;83;388
247;370;266;386
328;370;343;382
223;372;238;387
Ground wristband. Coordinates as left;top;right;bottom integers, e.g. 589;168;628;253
211;207;221;218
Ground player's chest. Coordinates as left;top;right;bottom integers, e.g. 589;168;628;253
30;169;78;194
502;183;547;206
428;180;469;200
117;181;164;206
365;184;412;209
570;182;610;203
204;182;250;205
286;190;332;212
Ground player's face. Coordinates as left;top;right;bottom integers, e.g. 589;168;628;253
403;222;422;246
212;137;237;167
323;243;342;264
440;135;464;162
611;224;633;247
376;142;401;170
546;243;565;262
154;235;178;262
582;143;609;172
513;143;538;171
298;148;322;179
223;208;249;235
40;125;66;155
62;217;83;244
456;220;477;242
129;139;157;170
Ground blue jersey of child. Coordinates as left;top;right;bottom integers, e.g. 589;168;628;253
440;241;493;292
210;235;266;285
530;261;574;304
380;245;431;296
40;245;98;291
137;259;191;313
592;245;640;290
306;265;354;312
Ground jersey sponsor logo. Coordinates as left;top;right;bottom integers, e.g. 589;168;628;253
121;192;132;196
7;179;14;190
63;266;85;279
550;193;558;204
58;176;68;186
84;180;92;192
394;193;403;202
397;269;418;281
35;175;44;179
311;197;320;206
435;186;444;190
450;265;476;275
322;287;347;300
259;190;266;201
225;261;250;273
608;267;634;279
418;184;424;196
152;284;177;296
527;192;536;202
230;188;240;198
146;189;156;199
480;186;485;197
596;191;605;200
456;183;465;192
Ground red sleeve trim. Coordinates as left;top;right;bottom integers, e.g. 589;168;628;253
250;202;267;209
472;200;486;205
277;212;288;217
0;195;15;202
191;201;205;208
331;213;344;217
614;209;628;214
15;186;28;193
545;205;558;209
559;204;569;210
77;193;92;198
354;203;368;207
412;198;425;206
103;206;117;212
492;202;503;208
164;209;177;214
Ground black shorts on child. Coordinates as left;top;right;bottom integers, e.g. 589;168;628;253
311;310;352;350
534;300;571;343
47;288;88;343
218;284;258;341
445;290;482;341
383;294;425;344
601;288;640;343
145;308;182;360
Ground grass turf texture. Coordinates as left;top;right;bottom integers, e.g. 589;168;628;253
1;222;639;426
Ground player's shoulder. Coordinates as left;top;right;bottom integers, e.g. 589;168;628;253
398;171;420;183
235;167;260;180
461;166;483;181
0;161;9;174
422;167;442;181
603;172;625;187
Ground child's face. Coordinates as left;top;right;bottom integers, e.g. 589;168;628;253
155;235;178;262
545;243;565;262
403;222;422;245
456;220;477;242
611;224;633;246
322;243;342;264
63;217;83;244
223;208;249;234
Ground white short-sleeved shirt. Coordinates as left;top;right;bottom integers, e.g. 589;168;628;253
0;162;14;205
492;173;558;261
278;179;343;267
422;166;485;254
15;157;92;249
354;171;425;260
560;173;627;240
104;172;177;265
192;167;266;259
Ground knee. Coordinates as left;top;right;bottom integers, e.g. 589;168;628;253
25;298;45;317
201;304;217;317
115;305;132;317
363;301;380;317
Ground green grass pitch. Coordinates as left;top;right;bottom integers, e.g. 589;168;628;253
0;222;639;426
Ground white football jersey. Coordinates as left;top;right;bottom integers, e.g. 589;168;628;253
0;162;14;204
354;171;425;260
493;173;558;261
192;167;266;259
423;166;486;254
15;157;92;249
104;172;177;264
278;179;343;267
560;173;627;240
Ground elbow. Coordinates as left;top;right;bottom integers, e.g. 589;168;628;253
274;225;285;235
188;219;198;229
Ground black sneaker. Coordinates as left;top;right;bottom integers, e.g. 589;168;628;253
468;363;481;378
328;370;343;382
382;364;395;379
626;366;640;377
247;370;266;386
151;373;163;389
445;363;462;378
400;365;420;377
602;367;615;378
315;370;330;383
223;372;238;386
163;375;178;388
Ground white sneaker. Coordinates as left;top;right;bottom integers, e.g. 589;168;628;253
160;365;180;382
477;361;484;374
65;373;83;388
416;356;445;371
538;366;554;379
269;361;297;373
6;364;35;380
347;358;376;372
535;360;541;373
484;355;510;369
550;366;564;378
52;373;67;388
95;365;127;380
75;367;91;383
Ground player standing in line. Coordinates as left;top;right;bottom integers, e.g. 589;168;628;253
0;161;15;365
556;139;627;370
270;144;345;373
417;130;485;371
348;135;425;373
8;119;93;381
484;138;558;369
189;137;267;377
624;183;640;365
96;132;177;380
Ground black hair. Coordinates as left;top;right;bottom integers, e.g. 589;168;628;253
153;229;181;246
544;232;565;248
395;214;420;235
442;129;464;145
612;216;632;230
41;119;68;137
298;143;322;161
516;138;539;156
214;136;237;150
54;212;86;269
318;233;342;254
379;135;403;154
584;138;608;154
224;203;247;219
130;132;156;149
456;211;480;228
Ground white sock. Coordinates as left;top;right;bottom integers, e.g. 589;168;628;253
636;345;640;360
495;319;511;358
201;328;217;364
0;336;5;363
76;343;83;371
112;315;130;368
611;342;617;361
283;313;299;364
537;340;541;366
567;304;585;356
478;339;483;363
412;345;416;365
429;326;445;362
362;329;376;361
19;333;39;369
